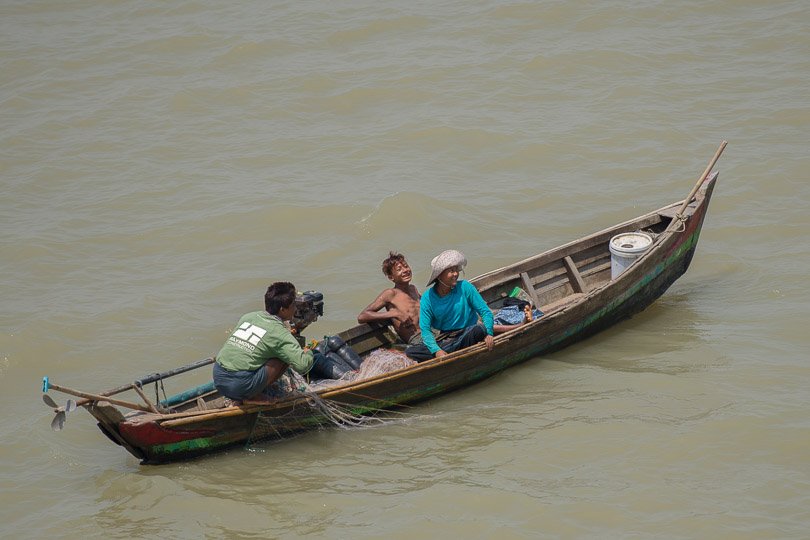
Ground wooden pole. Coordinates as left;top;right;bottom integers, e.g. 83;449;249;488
675;140;727;218
160;407;251;427
132;384;161;414
45;382;153;413
66;383;136;410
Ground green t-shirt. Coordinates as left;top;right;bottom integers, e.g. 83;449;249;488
216;311;314;374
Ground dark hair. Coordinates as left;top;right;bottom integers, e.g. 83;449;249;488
381;251;407;277
265;282;296;314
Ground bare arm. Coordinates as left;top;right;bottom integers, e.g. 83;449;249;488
357;289;401;324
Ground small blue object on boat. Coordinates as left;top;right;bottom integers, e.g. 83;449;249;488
42;376;50;393
494;305;544;325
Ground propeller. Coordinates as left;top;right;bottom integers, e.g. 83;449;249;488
42;394;58;408
50;409;66;431
42;377;78;431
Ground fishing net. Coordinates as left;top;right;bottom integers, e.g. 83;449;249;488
311;348;416;389
245;349;416;449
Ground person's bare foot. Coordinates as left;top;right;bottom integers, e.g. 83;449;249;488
223;397;242;407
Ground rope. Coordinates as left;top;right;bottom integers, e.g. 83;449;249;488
153;379;168;405
671;213;688;233
244;370;413;449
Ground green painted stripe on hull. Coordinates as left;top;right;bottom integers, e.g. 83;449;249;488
552;226;701;345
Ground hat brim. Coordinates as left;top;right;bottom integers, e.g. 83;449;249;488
426;250;467;286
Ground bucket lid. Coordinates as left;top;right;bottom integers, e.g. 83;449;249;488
609;232;653;254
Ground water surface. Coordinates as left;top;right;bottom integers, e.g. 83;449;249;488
2;1;809;538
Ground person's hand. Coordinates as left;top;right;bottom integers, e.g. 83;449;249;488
484;335;494;351
435;350;448;358
398;319;416;334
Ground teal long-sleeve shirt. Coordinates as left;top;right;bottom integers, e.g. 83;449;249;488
419;280;494;354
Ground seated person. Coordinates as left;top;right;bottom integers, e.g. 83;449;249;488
213;281;332;405
405;250;494;362
357;252;421;345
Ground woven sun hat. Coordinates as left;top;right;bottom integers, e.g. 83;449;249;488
426;249;467;286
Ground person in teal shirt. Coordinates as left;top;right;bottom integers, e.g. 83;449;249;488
214;282;320;404
405;250;494;361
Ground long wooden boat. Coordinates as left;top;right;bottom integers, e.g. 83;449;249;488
41;147;724;464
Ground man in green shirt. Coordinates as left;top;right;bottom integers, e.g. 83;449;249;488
214;282;318;404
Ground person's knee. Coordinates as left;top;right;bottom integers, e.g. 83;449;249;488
405;344;433;362
264;359;287;384
459;324;486;348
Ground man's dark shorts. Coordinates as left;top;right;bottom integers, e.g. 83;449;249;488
213;362;268;401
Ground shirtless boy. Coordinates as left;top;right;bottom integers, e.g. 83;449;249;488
357;252;421;344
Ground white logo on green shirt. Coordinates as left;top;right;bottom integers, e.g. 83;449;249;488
232;322;266;346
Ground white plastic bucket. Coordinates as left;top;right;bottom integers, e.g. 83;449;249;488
609;232;653;279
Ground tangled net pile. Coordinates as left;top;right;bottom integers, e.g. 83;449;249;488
246;349;416;448
312;348;416;389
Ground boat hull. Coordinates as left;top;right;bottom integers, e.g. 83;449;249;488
111;175;717;464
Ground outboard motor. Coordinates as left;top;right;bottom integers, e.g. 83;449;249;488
291;290;324;336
